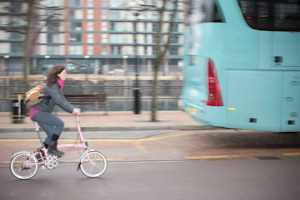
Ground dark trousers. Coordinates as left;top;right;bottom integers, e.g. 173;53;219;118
31;112;64;145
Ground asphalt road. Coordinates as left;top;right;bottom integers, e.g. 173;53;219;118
1;129;300;163
1;129;300;200
1;158;300;200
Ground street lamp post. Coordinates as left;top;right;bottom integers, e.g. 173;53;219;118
133;12;141;114
129;2;143;114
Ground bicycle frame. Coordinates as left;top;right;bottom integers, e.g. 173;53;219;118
33;115;92;165
34;115;88;151
57;116;88;150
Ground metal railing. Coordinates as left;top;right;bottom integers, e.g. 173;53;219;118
0;84;183;112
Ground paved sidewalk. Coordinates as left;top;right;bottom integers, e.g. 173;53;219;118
0;111;212;132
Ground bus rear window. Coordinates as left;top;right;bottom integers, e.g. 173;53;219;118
238;0;300;32
186;0;224;26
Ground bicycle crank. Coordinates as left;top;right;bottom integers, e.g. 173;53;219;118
45;155;58;169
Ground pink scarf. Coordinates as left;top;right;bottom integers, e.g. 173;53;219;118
57;79;64;90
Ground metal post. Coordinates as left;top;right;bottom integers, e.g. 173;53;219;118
133;12;141;114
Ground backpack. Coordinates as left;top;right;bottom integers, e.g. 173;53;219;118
24;83;45;108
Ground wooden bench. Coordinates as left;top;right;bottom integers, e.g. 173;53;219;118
64;94;108;114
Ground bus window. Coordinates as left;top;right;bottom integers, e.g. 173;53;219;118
238;0;300;32
186;0;225;26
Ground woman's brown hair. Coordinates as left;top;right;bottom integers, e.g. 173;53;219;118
46;65;66;86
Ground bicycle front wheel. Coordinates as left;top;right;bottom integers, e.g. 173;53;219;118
80;150;107;178
10;152;38;180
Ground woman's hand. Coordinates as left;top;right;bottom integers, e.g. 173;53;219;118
72;108;81;115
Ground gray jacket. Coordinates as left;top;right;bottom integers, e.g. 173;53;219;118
33;83;74;113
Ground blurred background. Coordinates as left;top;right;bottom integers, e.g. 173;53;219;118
0;0;185;113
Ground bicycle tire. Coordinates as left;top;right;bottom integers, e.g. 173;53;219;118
10;152;38;180
80;150;107;178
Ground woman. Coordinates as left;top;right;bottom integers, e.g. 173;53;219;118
30;65;80;157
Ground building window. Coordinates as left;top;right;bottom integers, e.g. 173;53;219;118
147;46;152;55
137;34;144;44
171;35;179;44
110;0;123;7
110;10;121;19
152;23;158;32
70;22;82;31
102;0;108;7
102;34;108;43
171;23;178;32
11;43;23;54
87;22;94;31
170;46;178;55
87;34;94;43
102;22;107;31
69;9;83;19
123;46;133;55
69;0;82;6
9;32;24;40
47;46;59;55
102;10;107;19
137;46;143;55
110;34;133;43
87;0;93;7
102;45;107;55
87;46;93;55
69;33;81;42
0;43;9;53
47;33;60;43
0;31;9;40
111;46;122;55
45;0;63;7
69;46;83;55
87;10;94;19
111;22;115;31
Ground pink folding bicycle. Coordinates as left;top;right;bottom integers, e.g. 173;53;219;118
10;116;107;180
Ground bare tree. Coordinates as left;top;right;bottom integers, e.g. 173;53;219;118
151;0;179;121
0;0;62;91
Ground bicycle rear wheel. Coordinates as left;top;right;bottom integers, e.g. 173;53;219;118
10;152;38;180
80;150;107;178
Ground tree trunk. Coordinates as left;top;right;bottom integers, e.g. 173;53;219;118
151;57;163;121
151;0;178;122
23;0;34;92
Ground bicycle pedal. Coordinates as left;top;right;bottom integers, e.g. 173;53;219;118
77;162;81;171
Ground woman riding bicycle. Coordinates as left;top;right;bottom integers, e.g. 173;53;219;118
30;65;80;157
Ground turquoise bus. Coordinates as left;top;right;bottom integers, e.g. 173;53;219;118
181;0;300;132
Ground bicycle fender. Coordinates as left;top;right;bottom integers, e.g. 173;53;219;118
79;149;96;163
12;151;31;158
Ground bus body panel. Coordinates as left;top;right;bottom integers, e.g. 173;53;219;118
182;0;300;132
227;70;283;132
281;72;300;132
272;32;300;68
227;70;300;132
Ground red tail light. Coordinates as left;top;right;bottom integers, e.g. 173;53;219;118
207;59;223;106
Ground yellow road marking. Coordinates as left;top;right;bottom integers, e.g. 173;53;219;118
0;130;192;143
0;129;247;144
282;152;300;156
185;155;240;160
134;142;146;152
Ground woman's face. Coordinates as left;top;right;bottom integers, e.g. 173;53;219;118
57;69;67;80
